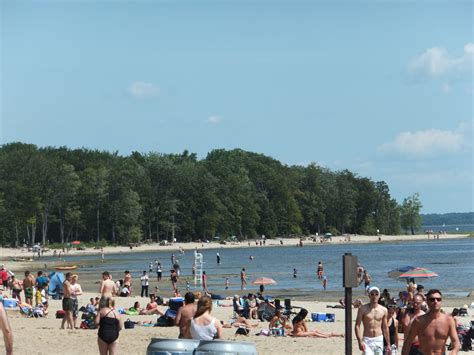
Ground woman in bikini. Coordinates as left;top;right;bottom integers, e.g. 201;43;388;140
291;309;343;338
190;295;223;340
95;296;122;355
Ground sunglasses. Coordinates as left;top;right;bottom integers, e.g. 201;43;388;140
369;293;379;296
427;297;442;302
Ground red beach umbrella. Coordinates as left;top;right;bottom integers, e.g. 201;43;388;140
398;267;438;279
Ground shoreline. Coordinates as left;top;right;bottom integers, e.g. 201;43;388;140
0;233;470;262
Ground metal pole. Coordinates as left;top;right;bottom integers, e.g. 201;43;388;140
345;285;352;355
343;252;353;355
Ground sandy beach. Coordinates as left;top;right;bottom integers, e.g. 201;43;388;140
0;234;473;354
1;290;473;355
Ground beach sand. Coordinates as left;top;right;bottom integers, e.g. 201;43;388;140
0;234;473;354
2;291;473;355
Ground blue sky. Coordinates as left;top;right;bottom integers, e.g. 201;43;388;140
1;0;472;214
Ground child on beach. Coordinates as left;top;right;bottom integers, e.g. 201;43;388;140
225;277;230;290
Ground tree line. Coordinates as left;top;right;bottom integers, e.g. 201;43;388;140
0;143;423;246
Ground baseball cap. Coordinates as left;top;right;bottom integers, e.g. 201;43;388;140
368;286;380;294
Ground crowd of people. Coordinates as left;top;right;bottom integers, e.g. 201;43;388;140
0;250;471;355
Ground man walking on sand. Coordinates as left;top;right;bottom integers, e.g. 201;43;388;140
401;294;425;353
61;272;74;329
402;289;459;355
175;292;197;338
355;286;391;355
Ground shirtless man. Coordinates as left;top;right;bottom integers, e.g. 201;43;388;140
175;292;197;338
355;286;391;355
402;289;459;355
22;271;36;305
61;272;74;329
100;271;117;307
0;302;13;355
401;294;425;353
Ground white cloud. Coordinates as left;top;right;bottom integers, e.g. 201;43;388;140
378;123;471;158
407;43;473;82
128;81;159;99
206;115;223;125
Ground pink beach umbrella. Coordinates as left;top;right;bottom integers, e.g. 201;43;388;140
398;267;438;279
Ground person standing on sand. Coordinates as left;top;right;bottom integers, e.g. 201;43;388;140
175;292;197;338
355;286;391;355
61;272;74;329
22;270;36;305
0;302;13;355
140;271;149;297
240;268;247;290
100;271;117;307
401;294;425;353
95;296;122;355
69;274;83;329
402;289;459;355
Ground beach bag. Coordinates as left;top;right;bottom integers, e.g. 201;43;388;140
155;315;174;327
124;318;135;329
235;327;250;336
156;296;164;305
56;310;65;319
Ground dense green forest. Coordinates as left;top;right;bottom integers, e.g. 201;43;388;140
421;212;474;226
0;143;423;246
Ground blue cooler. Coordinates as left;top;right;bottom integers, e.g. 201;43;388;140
3;299;18;309
147;338;199;355
169;297;184;311
311;312;326;322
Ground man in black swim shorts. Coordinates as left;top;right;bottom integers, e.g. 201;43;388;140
61;273;74;329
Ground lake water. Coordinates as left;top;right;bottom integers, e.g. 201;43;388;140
55;238;474;298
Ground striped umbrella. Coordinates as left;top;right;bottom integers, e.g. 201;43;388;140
387;265;417;279
398;267;438;279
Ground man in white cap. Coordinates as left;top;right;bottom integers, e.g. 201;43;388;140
355;286;391;355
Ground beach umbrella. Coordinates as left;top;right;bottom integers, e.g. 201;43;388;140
387;265;417;279
398;267;438;280
71;241;81;245
251;277;277;285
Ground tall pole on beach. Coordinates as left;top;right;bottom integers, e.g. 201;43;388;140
343;253;358;355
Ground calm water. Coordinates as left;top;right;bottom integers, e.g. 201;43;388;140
53;238;474;297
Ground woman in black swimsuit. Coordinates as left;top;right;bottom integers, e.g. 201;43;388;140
383;305;399;354
95;297;122;355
